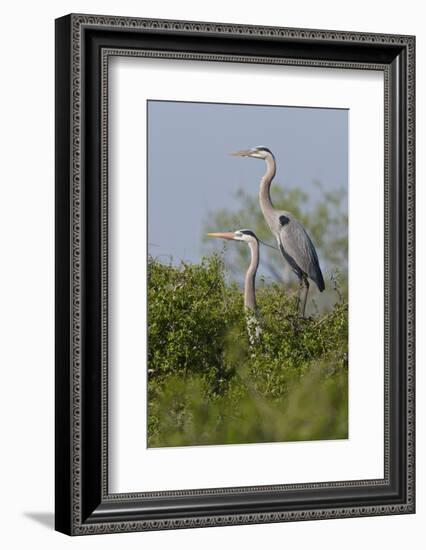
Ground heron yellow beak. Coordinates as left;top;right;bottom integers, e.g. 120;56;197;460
207;232;235;240
230;149;252;157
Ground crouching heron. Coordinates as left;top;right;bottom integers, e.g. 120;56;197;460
208;229;261;343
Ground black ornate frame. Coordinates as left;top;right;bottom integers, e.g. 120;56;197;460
55;13;415;536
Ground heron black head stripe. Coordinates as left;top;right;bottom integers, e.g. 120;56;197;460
255;146;273;154
239;229;257;239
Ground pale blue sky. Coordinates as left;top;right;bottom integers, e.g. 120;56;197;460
148;100;348;266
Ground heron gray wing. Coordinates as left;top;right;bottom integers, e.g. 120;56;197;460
277;214;325;291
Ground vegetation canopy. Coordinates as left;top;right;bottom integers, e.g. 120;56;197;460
148;254;348;448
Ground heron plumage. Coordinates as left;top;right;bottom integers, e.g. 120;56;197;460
276;212;325;292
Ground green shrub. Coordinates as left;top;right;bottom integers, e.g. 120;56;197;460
148;254;348;447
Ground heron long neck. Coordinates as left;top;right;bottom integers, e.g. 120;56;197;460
244;241;259;312
259;155;277;221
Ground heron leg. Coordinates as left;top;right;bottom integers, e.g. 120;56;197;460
301;277;309;318
296;278;303;312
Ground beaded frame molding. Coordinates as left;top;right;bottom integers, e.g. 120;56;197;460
55;14;415;536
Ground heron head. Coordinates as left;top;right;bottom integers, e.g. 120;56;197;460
207;229;258;244
231;146;273;160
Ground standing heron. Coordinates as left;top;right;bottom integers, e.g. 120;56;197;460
207;229;261;342
232;146;325;317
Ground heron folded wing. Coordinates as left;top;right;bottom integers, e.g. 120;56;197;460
278;217;325;292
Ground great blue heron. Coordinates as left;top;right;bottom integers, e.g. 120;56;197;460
232;146;325;317
208;229;261;343
207;229;259;312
